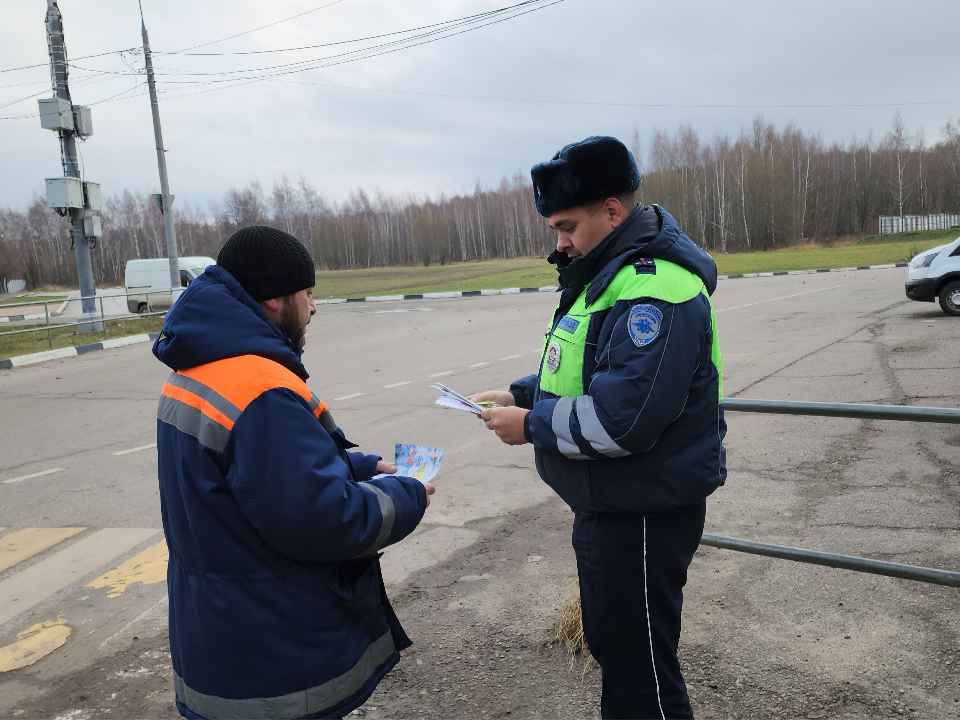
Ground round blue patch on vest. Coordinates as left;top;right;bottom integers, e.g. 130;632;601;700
627;304;663;347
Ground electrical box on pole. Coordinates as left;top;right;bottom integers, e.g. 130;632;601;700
83;215;102;238
72;105;93;137
38;97;73;131
45;177;84;209
83;181;101;210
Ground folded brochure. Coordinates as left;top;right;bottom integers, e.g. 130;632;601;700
432;383;498;415
373;443;443;484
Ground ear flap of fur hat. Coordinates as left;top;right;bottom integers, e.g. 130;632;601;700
530;136;642;217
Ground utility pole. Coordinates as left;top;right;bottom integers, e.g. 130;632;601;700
43;0;101;331
140;9;181;298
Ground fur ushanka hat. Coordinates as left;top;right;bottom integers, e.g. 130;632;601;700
530;136;642;217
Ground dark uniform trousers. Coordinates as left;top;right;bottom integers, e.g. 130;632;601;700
573;500;706;720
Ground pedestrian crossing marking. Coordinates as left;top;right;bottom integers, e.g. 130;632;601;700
86;541;168;598
0;528;158;627
0;527;85;574
0;617;70;673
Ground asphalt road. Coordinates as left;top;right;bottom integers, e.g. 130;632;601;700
1;267;958;718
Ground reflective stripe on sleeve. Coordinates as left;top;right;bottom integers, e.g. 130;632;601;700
165;372;242;423
174;630;396;720
551;396;589;460
158;393;231;453
576;396;631;458
360;483;396;556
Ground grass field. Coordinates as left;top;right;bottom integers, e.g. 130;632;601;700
312;235;946;298
0;315;160;360
313;257;553;299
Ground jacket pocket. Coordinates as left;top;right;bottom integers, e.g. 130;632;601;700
330;555;378;600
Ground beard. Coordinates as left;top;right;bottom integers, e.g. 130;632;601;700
276;297;307;353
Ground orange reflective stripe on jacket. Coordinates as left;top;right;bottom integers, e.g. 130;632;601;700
158;354;327;452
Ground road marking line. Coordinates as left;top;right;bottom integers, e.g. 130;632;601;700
0;528;159;627
1;468;63;485
429;371;454;377
0;528;86;574
333;392;365;401
87;541;168;598
112;443;157;456
715;280;878;314
469;362;490;368
383;381;410;389
500;355;521;360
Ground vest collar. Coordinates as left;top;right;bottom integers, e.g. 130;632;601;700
550;205;663;315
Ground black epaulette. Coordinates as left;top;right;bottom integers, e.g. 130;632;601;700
633;257;657;275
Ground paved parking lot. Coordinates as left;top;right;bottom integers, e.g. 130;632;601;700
1;267;958;718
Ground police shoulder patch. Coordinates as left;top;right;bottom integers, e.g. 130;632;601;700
627;304;663;347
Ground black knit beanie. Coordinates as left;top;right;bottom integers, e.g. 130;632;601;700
216;225;315;302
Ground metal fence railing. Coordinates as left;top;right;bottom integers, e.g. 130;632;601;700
0;289;177;351
711;398;960;588
879;213;960;234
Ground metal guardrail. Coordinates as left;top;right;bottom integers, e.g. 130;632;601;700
712;397;960;588
0;289;177;351
724;397;960;424
701;534;960;588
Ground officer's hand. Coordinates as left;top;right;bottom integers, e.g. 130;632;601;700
375;460;398;475
423;482;435;508
467;390;515;407
480;406;529;445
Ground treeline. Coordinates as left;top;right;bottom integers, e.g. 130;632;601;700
1;114;958;289
640;114;960;253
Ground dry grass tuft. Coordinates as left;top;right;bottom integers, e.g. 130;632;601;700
542;590;597;677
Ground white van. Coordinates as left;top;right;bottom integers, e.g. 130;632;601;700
905;236;960;316
125;256;215;314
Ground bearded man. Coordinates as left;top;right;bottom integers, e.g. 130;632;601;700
153;225;434;719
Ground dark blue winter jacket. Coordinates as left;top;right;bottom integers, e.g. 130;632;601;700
510;205;726;515
154;265;427;720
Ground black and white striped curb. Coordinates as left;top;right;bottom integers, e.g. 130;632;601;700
1;264;908;369
0;332;160;370
315;285;556;305
314;264;909;304
718;262;908;281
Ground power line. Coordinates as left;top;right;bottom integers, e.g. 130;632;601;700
160;0;552;56
140;1;564;85
171;0;351;53
0;48;138;74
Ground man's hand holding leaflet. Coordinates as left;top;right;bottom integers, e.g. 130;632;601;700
229;389;427;562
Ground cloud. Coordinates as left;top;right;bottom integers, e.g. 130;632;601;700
2;0;958;209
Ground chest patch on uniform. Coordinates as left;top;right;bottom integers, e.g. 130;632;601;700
557;315;579;334
633;257;656;274
627;304;663;347
546;340;561;373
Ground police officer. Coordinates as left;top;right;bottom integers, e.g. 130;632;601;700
471;136;726;719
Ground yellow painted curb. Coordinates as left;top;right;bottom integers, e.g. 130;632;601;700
87;540;168;598
0;618;71;672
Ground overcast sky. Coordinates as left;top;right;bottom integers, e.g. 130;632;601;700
2;0;959;211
